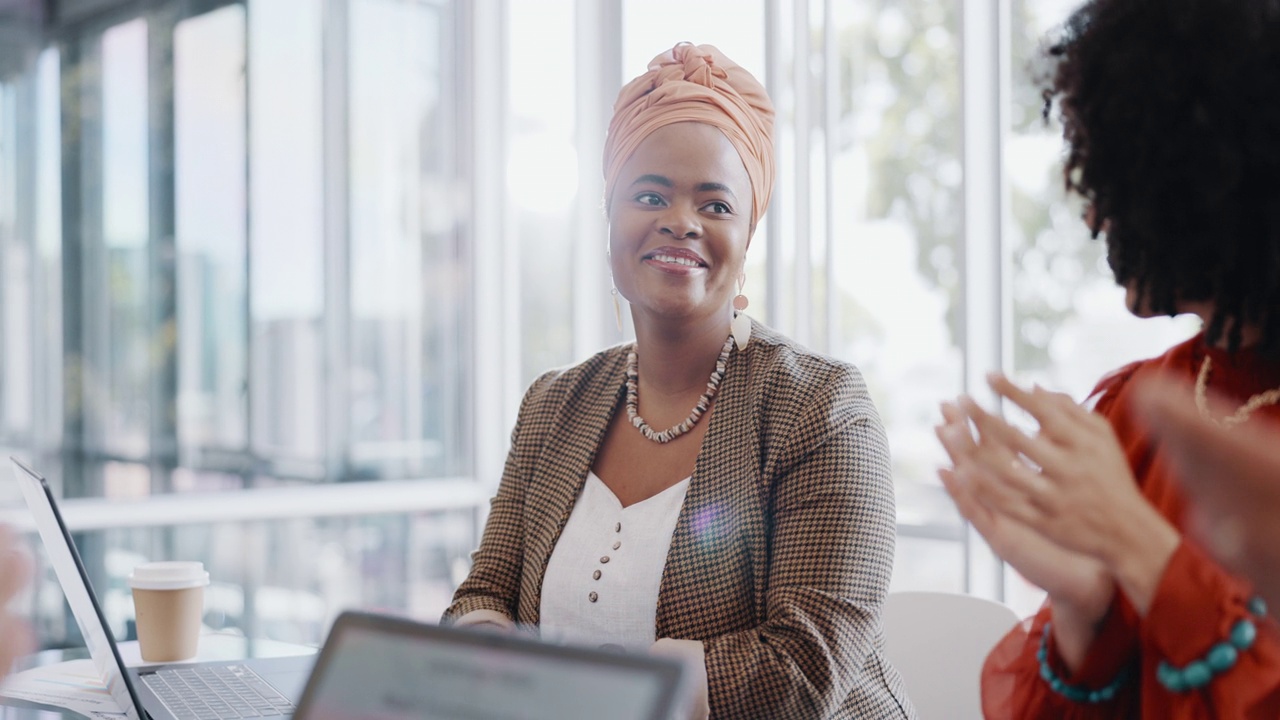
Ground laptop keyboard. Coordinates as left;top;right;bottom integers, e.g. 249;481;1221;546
140;664;295;719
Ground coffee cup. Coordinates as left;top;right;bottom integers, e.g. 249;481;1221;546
127;561;209;662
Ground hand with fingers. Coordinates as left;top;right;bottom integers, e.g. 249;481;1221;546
963;374;1181;618
936;399;1114;671
0;524;35;678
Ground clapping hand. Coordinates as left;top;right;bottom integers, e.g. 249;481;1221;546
937;373;1183;667
936;397;1115;666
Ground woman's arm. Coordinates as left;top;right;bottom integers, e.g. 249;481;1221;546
1135;376;1280;616
698;366;907;718
442;374;553;623
957;373;1280;717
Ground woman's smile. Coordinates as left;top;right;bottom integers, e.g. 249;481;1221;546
608;122;753;322
643;247;709;275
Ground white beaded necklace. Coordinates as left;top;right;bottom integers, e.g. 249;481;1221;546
625;335;734;444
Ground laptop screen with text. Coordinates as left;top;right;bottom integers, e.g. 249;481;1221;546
295;611;685;720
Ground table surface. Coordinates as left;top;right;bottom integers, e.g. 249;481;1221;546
0;634;316;719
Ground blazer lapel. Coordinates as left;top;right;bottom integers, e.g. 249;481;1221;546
656;336;766;639
519;349;628;624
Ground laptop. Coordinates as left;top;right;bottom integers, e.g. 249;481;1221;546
12;456;314;720
293;610;687;720
16;455;687;720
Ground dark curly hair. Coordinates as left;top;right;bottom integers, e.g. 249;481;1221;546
1043;0;1280;351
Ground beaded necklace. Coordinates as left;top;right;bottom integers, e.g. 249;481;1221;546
1193;355;1280;429
625;335;734;444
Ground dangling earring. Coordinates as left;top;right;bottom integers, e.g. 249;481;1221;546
731;274;751;350
612;287;624;333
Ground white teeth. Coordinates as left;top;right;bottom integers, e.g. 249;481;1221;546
651;254;701;267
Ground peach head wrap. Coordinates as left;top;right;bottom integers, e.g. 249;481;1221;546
604;43;775;229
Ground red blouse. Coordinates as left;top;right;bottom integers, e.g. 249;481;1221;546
982;334;1280;719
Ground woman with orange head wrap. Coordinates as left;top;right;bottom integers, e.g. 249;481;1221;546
446;43;913;719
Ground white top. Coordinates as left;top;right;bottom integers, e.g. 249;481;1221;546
540;471;691;652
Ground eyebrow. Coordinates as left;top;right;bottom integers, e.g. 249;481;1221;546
630;174;674;188
696;182;738;201
629;174;740;201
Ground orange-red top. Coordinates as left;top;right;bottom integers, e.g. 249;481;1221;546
982;334;1280;718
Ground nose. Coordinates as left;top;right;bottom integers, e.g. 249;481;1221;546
659;204;702;239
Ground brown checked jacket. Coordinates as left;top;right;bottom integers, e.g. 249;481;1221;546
443;322;916;719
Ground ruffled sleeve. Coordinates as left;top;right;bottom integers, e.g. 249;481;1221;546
980;337;1280;718
1139;539;1280;716
982;601;1140;719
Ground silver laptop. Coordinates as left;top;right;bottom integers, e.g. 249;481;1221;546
12;457;314;720
293;610;687;720
16;455;686;720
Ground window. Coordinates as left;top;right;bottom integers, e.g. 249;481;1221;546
0;0;1209;649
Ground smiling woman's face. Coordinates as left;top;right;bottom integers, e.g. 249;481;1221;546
608;122;753;327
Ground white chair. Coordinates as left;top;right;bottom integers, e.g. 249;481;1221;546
882;591;1021;720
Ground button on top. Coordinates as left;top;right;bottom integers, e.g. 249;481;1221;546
612;541;621;550
593;569;602;580
600;556;611;564
588;591;599;603
615;522;622;532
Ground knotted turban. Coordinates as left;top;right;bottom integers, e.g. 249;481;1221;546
603;43;776;229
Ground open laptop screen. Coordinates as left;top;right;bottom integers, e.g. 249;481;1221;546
12;457;145;720
294;611;685;720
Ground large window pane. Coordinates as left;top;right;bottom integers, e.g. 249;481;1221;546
510;0;576;383
349;0;468;479
87;18;152;458
830;0;965;591
249;0;325;464
175;6;248;455
35;48;64;449
0;77;33;439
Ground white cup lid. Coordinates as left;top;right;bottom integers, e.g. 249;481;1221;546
127;561;210;591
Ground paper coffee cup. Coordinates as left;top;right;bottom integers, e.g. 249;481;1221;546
127;561;209;662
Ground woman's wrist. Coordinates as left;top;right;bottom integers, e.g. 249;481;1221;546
650;638;709;720
1103;505;1180;616
1050;599;1108;674
452;608;516;632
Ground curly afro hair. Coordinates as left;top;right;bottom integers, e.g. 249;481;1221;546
1043;0;1280;351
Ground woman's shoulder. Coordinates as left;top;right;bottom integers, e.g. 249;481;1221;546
1086;333;1201;414
518;343;630;410
745;322;877;418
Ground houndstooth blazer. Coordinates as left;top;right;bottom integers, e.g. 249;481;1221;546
443;322;916;719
